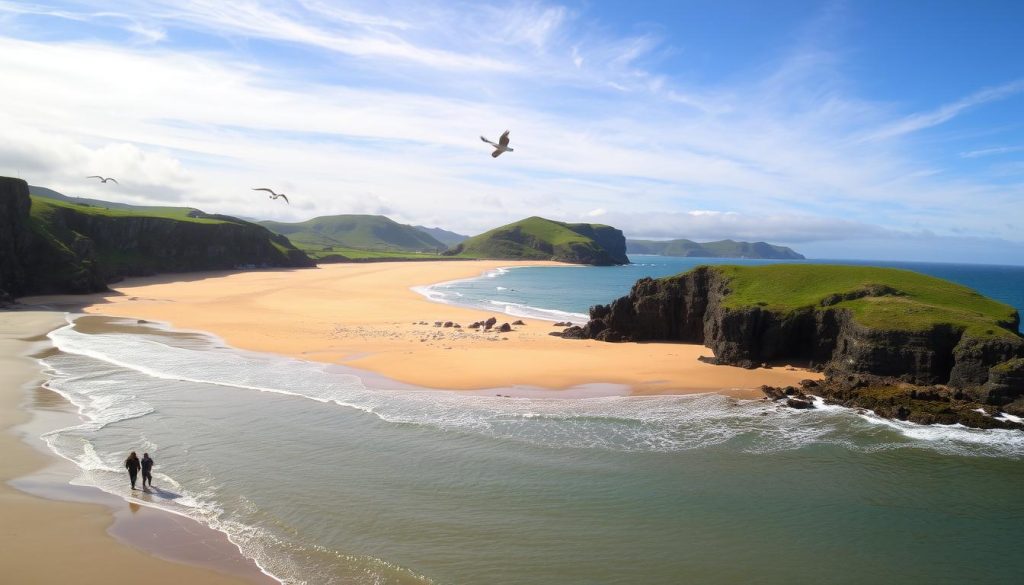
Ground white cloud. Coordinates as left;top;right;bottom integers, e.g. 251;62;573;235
861;79;1024;142
960;146;1024;159
0;0;1021;261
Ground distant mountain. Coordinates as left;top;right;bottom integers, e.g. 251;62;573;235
260;215;448;254
627;238;804;260
450;216;629;266
413;225;467;248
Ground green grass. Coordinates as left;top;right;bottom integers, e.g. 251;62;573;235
457;216;611;259
260;215;447;253
30;195;227;224
296;244;446;260
689;264;1019;339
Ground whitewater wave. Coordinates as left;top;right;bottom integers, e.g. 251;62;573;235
44;317;1024;459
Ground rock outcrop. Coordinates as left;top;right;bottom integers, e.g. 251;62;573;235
578;265;1024;427
0;178;36;298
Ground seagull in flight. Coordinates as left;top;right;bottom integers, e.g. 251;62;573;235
252;187;289;204
87;175;118;184
481;130;514;158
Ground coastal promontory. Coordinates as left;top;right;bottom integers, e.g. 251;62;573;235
574;264;1024;426
0;177;314;299
448;216;629;266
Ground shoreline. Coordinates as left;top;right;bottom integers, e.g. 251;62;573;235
0;309;275;585
21;260;819;397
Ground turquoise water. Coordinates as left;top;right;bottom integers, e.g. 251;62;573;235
39;309;1024;585
423;256;1024;332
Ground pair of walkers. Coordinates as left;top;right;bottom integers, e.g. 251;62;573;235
125;451;155;490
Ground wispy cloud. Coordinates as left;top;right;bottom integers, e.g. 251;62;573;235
0;0;1022;264
862;79;1024;142
960;145;1024;159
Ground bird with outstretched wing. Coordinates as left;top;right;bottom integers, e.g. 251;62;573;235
480;130;514;158
87;175;118;184
253;187;290;204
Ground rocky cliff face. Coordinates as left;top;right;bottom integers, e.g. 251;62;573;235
562;223;629;265
578;267;1024;416
0;178;34;298
0;177;314;299
41;206;314;282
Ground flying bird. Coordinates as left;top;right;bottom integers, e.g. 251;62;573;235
87;176;118;184
253;187;289;204
481;130;514;158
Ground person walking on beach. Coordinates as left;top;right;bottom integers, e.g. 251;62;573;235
125;451;141;490
141;452;154;489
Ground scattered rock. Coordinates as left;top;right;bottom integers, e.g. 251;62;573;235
557;326;586;340
512;320;525;326
786;397;815;409
443;321;453;328
433;321;442;327
453;324;462;329
468;322;482;329
499;323;512;332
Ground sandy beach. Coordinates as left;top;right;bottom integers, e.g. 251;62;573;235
0;311;272;584
26;260;817;397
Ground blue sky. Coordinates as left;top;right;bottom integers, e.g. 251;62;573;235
1;0;1022;263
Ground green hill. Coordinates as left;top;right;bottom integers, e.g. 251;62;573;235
710;264;1017;338
451;216;629;265
627;238;804;259
260;215;448;259
581;263;1024;426
1;178;312;297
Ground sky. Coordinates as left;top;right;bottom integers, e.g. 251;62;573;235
1;0;1023;264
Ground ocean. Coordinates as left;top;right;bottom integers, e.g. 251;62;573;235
421;255;1024;330
34;257;1024;584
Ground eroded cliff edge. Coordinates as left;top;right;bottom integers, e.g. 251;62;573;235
572;264;1024;427
1;177;314;299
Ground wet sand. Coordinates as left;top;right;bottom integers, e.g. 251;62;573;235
0;310;274;584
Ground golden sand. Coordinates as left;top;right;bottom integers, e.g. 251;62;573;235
41;261;821;397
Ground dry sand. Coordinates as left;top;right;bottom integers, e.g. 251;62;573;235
0;311;272;584
26;260;819;397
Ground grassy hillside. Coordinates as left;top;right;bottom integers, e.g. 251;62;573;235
30;184;209;216
261;215;448;255
31;195;225;224
454;216;628;265
628;238;804;259
26;193;311;287
704;264;1019;339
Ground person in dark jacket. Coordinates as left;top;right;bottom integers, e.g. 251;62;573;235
141;453;155;489
125;451;141;490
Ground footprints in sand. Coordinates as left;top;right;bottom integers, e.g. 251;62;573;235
329;317;534;350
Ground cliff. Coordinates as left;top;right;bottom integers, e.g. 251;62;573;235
452;216;629;266
0;177;314;298
627;238;805;259
574;264;1024;425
